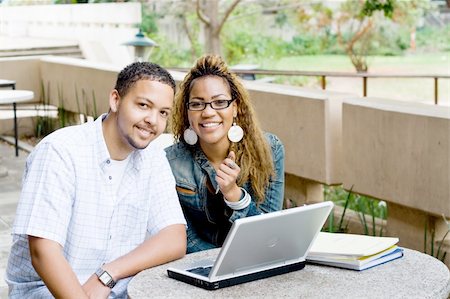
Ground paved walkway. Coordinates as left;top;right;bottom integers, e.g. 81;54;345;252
0;139;29;297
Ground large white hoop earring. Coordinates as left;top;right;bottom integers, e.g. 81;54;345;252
228;120;244;143
183;126;198;145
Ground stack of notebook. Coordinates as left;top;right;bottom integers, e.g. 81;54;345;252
306;232;404;271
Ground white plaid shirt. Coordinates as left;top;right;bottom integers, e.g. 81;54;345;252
6;114;186;298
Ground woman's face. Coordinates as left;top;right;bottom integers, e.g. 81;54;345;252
187;76;237;149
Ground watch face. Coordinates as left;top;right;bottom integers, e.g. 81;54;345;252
99;272;111;285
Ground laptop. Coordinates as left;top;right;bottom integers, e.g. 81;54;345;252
167;201;333;290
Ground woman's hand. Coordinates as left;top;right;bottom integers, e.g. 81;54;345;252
216;151;242;202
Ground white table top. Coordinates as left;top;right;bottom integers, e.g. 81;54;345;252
128;247;450;299
0;90;34;104
0;79;15;86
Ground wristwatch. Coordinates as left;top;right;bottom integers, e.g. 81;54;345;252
95;267;116;288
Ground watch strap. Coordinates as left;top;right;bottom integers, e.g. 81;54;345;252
95;267;116;288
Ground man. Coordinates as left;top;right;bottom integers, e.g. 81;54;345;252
6;62;187;298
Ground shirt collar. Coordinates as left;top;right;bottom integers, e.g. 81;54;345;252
94;113;111;168
192;144;211;170
95;113;143;171
192;144;219;188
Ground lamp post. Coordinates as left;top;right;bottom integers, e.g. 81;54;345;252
123;29;158;62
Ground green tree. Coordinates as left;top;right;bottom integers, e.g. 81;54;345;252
195;0;242;55
390;0;431;51
336;0;430;72
336;0;395;72
151;0;242;59
140;3;159;35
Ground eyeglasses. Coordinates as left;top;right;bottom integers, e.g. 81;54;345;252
186;99;235;111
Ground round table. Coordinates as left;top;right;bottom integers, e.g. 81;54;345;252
128;248;450;299
0;90;34;156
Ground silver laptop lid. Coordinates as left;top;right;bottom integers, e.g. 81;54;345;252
209;201;333;279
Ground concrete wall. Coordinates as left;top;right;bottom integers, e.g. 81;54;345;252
342;98;450;218
39;57;121;116
341;97;450;261
0;57;41;96
241;82;348;206
243;82;345;186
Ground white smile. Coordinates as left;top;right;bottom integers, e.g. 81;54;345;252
137;126;154;137
200;122;221;128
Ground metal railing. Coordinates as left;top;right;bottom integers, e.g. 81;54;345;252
168;68;450;105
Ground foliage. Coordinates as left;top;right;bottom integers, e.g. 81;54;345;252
33;80;100;141
223;31;289;65
335;0;395;72
324;185;387;236
195;0;242;55
34;81;56;140
270;75;316;88
361;0;395;18
141;4;159;35
222;2;297;65
391;0;431;28
424;215;449;263
286;0;432;71
57;83;68;129
293;3;335;54
416;24;450;52
287;34;326;56
177;10;203;62
147;33;194;68
139;2;200;67
435;217;450;263
54;0;88;3
74;84;99;121
324;186;353;233
135;0;442;69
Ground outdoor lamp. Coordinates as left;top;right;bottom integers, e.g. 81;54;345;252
123;29;158;62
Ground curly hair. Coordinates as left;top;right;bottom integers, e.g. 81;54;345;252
115;61;176;97
170;55;274;203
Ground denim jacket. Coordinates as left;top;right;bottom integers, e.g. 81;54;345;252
165;132;285;253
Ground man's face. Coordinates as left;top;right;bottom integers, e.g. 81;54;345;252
112;79;174;151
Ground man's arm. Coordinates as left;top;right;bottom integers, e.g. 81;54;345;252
29;236;88;299
82;224;186;296
106;224;186;278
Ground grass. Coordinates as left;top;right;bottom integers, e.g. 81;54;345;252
260;52;450;73
259;52;450;105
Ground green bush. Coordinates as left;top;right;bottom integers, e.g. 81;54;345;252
324;185;387;236
325;185;386;220
223;31;289;65
147;33;194;68
287;34;325;55
416;24;450;52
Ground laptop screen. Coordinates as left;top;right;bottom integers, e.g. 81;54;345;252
211;201;333;278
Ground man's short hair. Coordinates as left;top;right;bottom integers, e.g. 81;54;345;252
115;62;176;97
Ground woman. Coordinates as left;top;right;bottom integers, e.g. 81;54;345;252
165;55;285;253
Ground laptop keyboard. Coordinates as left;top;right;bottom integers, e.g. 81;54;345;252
187;266;212;277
